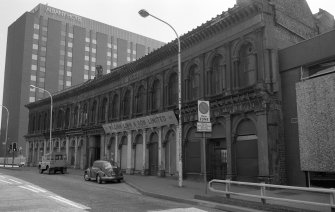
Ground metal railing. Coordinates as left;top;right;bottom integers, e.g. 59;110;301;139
208;179;335;211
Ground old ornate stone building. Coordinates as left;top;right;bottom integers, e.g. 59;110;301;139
25;0;332;184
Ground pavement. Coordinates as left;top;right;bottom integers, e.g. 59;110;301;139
65;168;332;212
2;166;332;212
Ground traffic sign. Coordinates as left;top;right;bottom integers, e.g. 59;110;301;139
197;122;212;132
198;100;210;122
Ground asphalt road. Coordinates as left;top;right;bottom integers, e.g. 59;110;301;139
0;167;223;212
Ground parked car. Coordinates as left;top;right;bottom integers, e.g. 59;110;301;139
84;160;123;184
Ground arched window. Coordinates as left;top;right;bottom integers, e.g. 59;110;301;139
168;73;178;105
91;101;97;123
123;90;131;118
238;42;257;87
188;65;199;100
136;85;145;114
112;94;119;119
37;114;41;131
31;115;36;132
43;113;47;131
73;106;78;127
64;108;70;128
101;98;108;121
208;55;224;95
152;79;161;111
82;104;88;124
57;109;63;128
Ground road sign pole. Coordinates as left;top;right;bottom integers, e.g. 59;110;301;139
202;132;207;194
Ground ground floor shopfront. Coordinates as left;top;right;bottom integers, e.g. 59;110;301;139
26;109;283;183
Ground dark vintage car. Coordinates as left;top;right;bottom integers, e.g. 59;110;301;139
84;160;123;184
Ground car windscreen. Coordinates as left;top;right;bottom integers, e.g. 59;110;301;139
103;162;117;169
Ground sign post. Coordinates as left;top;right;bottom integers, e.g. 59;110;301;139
197;100;211;194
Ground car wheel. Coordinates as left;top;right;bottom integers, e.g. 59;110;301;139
84;173;90;181
97;175;102;184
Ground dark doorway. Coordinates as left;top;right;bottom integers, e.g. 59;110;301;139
208;139;227;180
148;142;158;175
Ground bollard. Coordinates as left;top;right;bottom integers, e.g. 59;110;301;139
225;179;231;198
260;182;266;204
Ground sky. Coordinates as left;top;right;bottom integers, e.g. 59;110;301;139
0;0;334;122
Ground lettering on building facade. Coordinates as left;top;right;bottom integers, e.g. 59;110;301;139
103;111;178;133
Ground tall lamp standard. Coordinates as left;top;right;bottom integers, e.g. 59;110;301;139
139;9;183;187
30;85;53;154
0;105;9;166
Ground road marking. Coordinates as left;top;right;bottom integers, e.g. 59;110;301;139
7;178;22;184
26;185;47;192
148;208;207;212
19;185;40;193
0;179;12;184
49;195;90;210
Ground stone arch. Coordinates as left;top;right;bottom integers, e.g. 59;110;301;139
232;117;259;182
184;126;201;176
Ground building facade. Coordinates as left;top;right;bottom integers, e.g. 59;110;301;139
279;29;335;186
0;4;164;157
25;0;333;184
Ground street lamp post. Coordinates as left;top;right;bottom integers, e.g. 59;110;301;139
30;85;53;154
139;9;183;187
0;105;9;167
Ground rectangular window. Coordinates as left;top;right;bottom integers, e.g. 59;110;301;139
84;65;89;70
133;50;136;54
40;56;46;62
31;65;37;70
29;97;35;103
32;44;38;50
68;42;73;48
68;33;73;38
113;45;117;49
127;57;130;62
107;43;111;48
40;67;45;72
67;61;72;67
33;34;39;40
91;66;95;72
113;53;117;58
84;74;88;80
92;48;96;53
113;62;117;67
41;46;46;52
85;46;89;52
92;39;96;44
32;54;38;60
60;40;65;46
30;75;37;81
91;75;95;79
39;78;45;83
107;61;111;66
107;69;111;74
66;81;71;86
85;37;90;42
92;57;96;62
85;56;89;61
59;69;64;75
67;52;72;57
107;52;111;57
67;71;72;77
34;24;39;29
127;49;131;53
42;27;47;32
